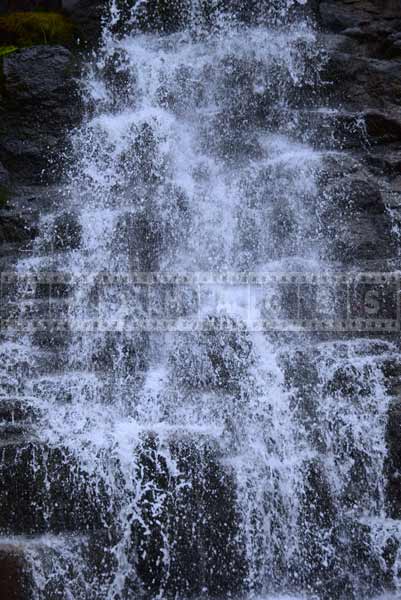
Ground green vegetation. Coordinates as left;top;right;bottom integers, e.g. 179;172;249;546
0;11;74;48
0;46;18;58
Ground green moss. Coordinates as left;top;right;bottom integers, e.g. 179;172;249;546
0;46;18;58
0;12;74;47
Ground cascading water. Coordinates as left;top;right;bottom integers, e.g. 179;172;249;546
1;1;401;599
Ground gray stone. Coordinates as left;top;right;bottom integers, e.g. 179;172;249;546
0;46;81;183
324;52;401;113
2;46;75;101
320;1;401;34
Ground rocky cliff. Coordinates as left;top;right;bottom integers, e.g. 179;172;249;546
1;1;401;598
320;0;401;238
1;0;401;264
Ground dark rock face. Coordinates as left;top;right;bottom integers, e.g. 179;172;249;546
0;545;32;600
0;2;400;597
0;212;36;246
317;152;397;261
325;51;401;118
64;0;105;47
319;0;401;527
0;442;106;534
384;360;401;518
72;0;319;40
0;187;40;250
386;396;401;518
0;434;244;598
316;0;401;266
0;162;9;187
132;435;246;597
320;1;401;119
320;1;401;40
0;45;81;184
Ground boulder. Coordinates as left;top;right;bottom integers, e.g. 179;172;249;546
382;360;401;396
1;45;74;101
320;0;401;161
291;109;365;149
0;433;245;598
321;171;386;216
331;212;396;262
0;45;81;183
115;186;190;272
0;536;94;600
297;459;337;593
0;398;38;423
100;48;134;110
296;457;389;597
319;1;401;266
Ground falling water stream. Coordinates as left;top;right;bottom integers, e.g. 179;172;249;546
1;1;401;599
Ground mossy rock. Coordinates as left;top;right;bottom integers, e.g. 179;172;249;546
0;11;74;47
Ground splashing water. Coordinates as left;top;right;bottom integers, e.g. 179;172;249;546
1;1;401;599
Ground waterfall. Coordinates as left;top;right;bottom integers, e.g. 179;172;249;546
1;1;401;599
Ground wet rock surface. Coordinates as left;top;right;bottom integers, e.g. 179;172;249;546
313;0;401;266
0;2;401;599
0;544;32;600
384;359;401;518
132;435;245;598
64;0;105;47
0;45;80;184
0;442;105;534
